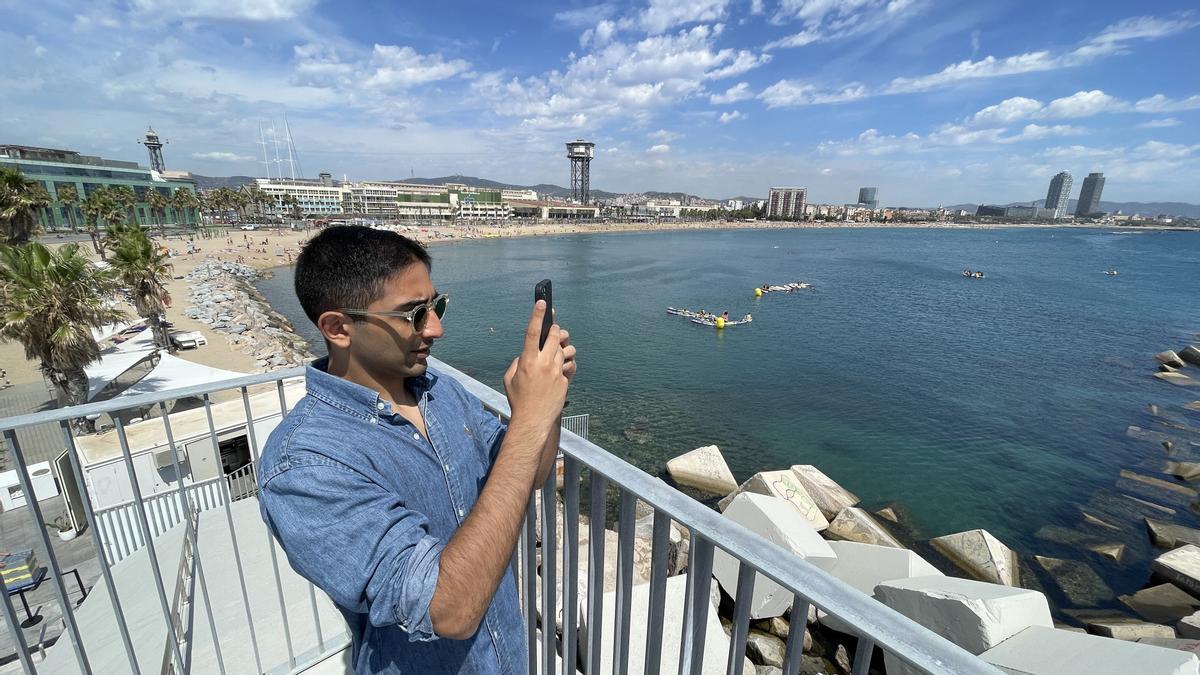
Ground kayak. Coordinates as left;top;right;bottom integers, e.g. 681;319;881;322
667;307;715;319
691;317;752;328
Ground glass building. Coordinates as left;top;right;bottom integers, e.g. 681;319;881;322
857;187;879;209
0;144;197;229
1075;172;1105;217
1044;171;1073;219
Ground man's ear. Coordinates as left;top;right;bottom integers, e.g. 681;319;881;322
317;311;353;350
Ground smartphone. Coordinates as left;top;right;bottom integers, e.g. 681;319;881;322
534;279;553;350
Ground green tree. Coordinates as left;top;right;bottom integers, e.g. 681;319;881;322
147;189;169;237
57;184;80;232
171;188;197;227
0;167;51;245
80;187;124;259
282;193;302;219
106;228;174;351
0;242;125;425
109;185;139;226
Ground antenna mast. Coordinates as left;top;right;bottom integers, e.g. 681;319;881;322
284;116;304;179
258;125;272;179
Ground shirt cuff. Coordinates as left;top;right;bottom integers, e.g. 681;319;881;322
392;534;444;642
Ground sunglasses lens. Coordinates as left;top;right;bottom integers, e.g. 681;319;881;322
411;306;428;329
433;296;448;319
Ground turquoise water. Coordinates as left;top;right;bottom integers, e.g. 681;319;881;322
257;227;1200;606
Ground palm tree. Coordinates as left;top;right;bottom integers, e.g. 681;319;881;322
282;193;302;220
57;184;80;232
0;167;51;245
81;187;124;259
106;228;174;351
232;191;250;222
0;242;125;426
171;188;197;227
110;186;139;227
147;189;169;237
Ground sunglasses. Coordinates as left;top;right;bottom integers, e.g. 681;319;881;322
340;294;449;330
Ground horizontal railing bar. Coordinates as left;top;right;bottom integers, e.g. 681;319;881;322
0;368;306;432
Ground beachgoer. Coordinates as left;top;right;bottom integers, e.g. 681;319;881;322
0;368;10;389
258;225;575;674
722;311;729;321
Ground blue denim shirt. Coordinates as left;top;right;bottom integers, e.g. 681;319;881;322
258;357;524;674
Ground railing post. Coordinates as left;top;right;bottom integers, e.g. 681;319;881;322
678;535;714;675
643;510;670;675
585;472;607;675
726;562;756;675
561;456;581;675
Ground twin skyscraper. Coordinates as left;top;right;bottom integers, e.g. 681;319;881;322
1046;171;1106;218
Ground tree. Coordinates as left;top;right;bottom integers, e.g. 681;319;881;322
106;228;174;351
57;184;80;232
171;188;197;227
282;193;302;219
0;242;125;427
110;185;139;227
0;167;51;245
80;187;124;259
147;189;169;237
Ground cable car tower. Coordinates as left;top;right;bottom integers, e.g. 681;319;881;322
566;140;595;204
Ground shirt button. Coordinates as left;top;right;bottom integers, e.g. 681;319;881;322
376;401;385;410
457;508;464;517
412;432;420;440
369;418;377;424
443;463;450;471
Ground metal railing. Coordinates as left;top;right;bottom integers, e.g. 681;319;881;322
0;360;996;674
561;413;589;440
92;476;225;565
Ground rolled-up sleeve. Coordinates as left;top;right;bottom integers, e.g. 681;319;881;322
466;390;506;464
261;460;444;641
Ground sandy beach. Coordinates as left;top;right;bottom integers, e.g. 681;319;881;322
0;218;1192;388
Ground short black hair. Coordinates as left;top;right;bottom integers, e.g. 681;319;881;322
294;225;432;324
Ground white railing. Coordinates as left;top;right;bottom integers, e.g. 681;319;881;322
0;362;996;674
561;413;589;440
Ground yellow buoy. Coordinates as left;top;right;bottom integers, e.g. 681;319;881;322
754;287;763;297
715;317;725;328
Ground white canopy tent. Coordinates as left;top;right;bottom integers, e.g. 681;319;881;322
111;353;247;400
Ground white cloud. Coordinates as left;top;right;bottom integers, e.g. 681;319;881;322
1137;117;1181;128
1069;14;1200;60
1133;93;1200;113
649;129;682;142
362;45;471;89
1042;90;1124;118
710;81;752;104
637;0;731;34
760;80;867;108
718;110;745;123
191;151;254;162
971;97;1043;126
765;0;927;50
885;51;1059;94
128;0;317;22
819;121;1080;156
647;143;671;154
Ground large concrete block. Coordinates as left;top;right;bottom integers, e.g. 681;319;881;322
825;507;902;548
876;576;1053;675
1147;519;1200;549
577;574;752;674
819;541;942;596
931;529;1020;586
666;445;738;495
980;625;1200;674
717;470;830;532
537;528;653;633
789;465;860;519
1154;545;1200;598
1120;583;1200;624
712;493;837;619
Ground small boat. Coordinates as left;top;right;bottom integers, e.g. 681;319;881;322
667;307;712;319
1104;269;1119;276
691;315;753;328
962;269;985;279
760;282;812;293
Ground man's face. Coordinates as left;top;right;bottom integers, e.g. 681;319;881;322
346;263;444;381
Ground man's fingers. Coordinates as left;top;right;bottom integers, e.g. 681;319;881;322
523;300;547;352
558;328;570;347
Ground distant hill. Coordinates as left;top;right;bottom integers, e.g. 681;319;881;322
190;174;255;190
946;199;1200;218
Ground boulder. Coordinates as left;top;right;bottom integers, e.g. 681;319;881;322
718;470;830;532
1119;469;1198;499
1158;351;1188;368
875;506;900;524
1136;637;1200;657
1033;556;1113;607
981;625;1200;674
1088;543;1125;563
1179;611;1200;639
931;529;1020;586
1165;461;1200;481
1073;610;1177;640
1187;401;1200;412
745;629;786;667
789;465;859;519
1147;519;1200;550
712;493;837;619
1120;583;1200;624
1156;371;1200;387
1181;346;1200;367
817;541;943;634
666;445;738;495
1153;545;1200;598
875;576;1053;675
577;574;753;675
632;513;689;576
825;507;902;548
1079;510;1121;532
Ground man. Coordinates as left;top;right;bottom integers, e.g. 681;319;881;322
258;225;575;673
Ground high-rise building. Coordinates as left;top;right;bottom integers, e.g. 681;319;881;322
1075;172;1105;217
767;187;807;219
857;187;878;209
1044;171;1073;219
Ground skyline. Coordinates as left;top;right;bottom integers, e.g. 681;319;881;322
2;1;1198;204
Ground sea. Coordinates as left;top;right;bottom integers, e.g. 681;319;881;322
256;226;1200;608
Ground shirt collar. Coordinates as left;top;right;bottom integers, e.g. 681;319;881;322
305;356;438;417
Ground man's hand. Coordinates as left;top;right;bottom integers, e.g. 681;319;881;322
503;300;569;434
558;328;577;383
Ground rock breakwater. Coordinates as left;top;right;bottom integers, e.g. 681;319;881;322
183;261;314;372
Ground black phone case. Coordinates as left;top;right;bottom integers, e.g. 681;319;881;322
535;279;553;349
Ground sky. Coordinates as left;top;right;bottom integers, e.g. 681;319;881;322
1;0;1198;206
